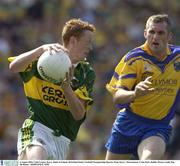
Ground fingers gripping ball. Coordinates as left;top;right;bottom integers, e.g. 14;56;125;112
37;50;72;84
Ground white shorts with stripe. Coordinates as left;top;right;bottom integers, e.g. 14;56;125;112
17;121;71;160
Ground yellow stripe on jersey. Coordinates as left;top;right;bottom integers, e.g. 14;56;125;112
74;86;93;111
8;56;16;62
106;56;137;93
24;76;69;111
24;76;93;111
8;56;33;72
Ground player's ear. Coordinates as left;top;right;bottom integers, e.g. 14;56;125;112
69;36;77;45
144;30;147;39
168;32;173;42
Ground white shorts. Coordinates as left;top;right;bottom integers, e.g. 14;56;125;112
17;121;71;160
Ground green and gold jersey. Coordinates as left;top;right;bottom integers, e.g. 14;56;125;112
107;42;180;121
8;57;95;141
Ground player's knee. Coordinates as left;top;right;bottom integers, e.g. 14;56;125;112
26;145;48;160
139;149;164;160
138;136;166;160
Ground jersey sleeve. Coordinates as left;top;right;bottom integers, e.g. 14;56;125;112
74;62;95;111
74;85;93;111
8;56;37;82
106;55;138;94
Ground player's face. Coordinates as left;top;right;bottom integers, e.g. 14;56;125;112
71;30;94;63
144;21;171;57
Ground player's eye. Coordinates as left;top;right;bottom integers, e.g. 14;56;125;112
149;30;155;34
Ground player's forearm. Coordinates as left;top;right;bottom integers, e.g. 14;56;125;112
9;46;44;73
63;86;86;120
113;88;135;104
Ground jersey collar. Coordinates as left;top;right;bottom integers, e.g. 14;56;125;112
140;41;171;57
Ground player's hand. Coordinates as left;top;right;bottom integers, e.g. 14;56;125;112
61;65;74;90
41;43;69;55
134;76;155;98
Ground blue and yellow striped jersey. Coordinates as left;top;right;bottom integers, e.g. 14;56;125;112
107;42;180;121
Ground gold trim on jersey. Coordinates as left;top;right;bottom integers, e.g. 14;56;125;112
141;42;171;56
8;56;16;62
8;56;32;72
24;76;93;111
74;86;93;111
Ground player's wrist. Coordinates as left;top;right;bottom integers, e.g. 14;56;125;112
36;47;45;58
61;82;71;92
131;91;136;102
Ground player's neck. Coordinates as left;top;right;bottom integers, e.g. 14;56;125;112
154;52;167;61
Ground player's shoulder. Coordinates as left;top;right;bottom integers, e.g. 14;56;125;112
79;60;91;67
124;47;147;62
169;44;180;54
76;61;95;75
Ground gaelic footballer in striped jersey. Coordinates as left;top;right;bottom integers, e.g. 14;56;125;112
105;14;180;160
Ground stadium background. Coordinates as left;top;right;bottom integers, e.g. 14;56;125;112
0;0;180;159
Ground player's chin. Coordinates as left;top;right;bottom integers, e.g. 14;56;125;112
151;46;160;52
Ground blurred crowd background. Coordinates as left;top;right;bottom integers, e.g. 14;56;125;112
0;0;180;160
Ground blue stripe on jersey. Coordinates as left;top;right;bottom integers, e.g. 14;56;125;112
113;72;137;80
170;44;180;53
129;58;154;66
119;74;137;79
125;46;180;72
113;72;119;80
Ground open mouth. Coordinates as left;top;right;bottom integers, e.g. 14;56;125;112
152;42;159;46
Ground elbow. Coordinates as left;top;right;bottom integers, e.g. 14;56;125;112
113;96;121;105
113;95;126;105
9;63;21;73
9;63;16;72
113;93;120;105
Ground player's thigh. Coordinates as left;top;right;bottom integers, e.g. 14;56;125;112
25;145;48;160
138;136;166;160
105;150;131;160
18;146;44;160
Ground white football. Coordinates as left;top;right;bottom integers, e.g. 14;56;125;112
37;50;72;84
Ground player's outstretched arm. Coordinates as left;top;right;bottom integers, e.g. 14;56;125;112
9;46;44;73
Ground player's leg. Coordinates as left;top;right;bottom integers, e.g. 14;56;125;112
105;129;136;160
164;114;180;159
137;136;166;160
26;145;48;160
18;120;55;160
105;151;131;160
18;151;27;160
105;111;143;160
18;145;48;160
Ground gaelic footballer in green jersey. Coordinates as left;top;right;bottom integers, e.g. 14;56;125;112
9;57;95;141
9;18;96;160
